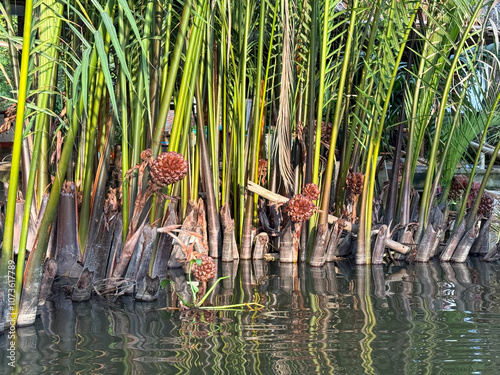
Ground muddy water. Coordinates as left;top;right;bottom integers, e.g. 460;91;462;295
2;258;500;374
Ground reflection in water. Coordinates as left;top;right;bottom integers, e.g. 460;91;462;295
3;260;500;374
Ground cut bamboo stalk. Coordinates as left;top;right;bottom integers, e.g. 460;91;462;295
386;238;410;254
167;268;193;305
253;232;269;260
394;224;416;260
372;225;388;264
280;224;294;263
470;141;500;161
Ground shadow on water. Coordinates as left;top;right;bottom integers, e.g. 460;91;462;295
3;259;500;374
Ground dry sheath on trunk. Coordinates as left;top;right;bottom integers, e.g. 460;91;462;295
194;198;208;255
55;182;81;277
440;220;466;262
451;222;479;263
220;204;237;262
168;204;198;268
415;224;437;262
151;203;177;279
325;220;343;262
470;217;492;256
83;210;119;281
38;258;58;305
428;228;444;259
125;225;157;282
112;219;146;277
372;225;388;265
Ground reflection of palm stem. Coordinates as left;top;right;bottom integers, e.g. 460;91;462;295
358;267;376;375
308;293;322;374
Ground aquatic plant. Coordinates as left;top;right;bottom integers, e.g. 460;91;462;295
2;0;500;330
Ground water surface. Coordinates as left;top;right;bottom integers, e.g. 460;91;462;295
2;258;500;374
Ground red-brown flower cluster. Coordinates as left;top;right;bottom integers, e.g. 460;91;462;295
150;152;188;187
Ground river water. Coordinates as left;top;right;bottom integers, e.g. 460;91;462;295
2;258;500;374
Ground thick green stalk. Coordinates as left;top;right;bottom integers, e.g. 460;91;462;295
306;0;319;184
152;0;193;157
161;2;173;95
79;68;106;250
78;0;116;250
312;0;331;189
318;0;358;226
335;0;382;216
220;0;229;206
1;0;31;198
36;0;63;205
428;83;469;209
237;0;252;241
357;2;420;264
205;8;218;205
176;11;205;217
195;80;221;258
1;2;30;248
2;0;34;322
118;4;130;241
130;0;155;208
417;3;484;235
19;98;80;325
168;8;205;153
240;0;266;257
